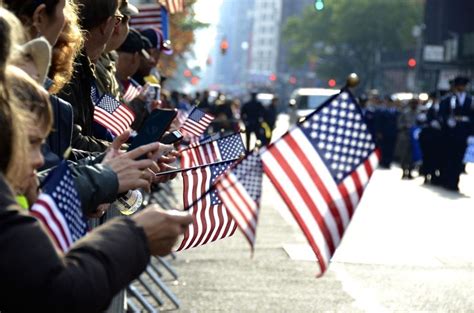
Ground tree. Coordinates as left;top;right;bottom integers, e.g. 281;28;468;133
159;0;208;82
283;0;423;90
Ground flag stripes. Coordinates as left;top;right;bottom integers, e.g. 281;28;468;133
94;104;135;136
130;4;163;30
177;165;237;251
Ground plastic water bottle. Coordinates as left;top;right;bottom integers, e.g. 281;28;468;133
114;189;143;216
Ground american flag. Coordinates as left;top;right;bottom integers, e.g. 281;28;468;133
177;160;237;251
176;108;189;126
261;90;380;275
30;161;88;252
215;151;263;250
188;132;222;149
180;133;245;168
179;107;214;137
122;79;143;103
93;93;135;137
159;0;184;14
130;4;164;31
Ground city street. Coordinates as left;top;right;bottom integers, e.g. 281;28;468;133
162;118;474;313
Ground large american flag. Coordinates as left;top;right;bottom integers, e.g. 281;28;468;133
177;160;237;251
261;90;380;275
30;161;88;252
122;79;143;103
130;4;164;30
180;133;245;168
93;93;135;137
179;107;214;138
215;151;263;250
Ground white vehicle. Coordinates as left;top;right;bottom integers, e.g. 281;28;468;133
288;87;339;124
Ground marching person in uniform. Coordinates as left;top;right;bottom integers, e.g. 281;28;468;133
438;76;474;192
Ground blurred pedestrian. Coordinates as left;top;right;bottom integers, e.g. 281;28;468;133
438;76;474;192
241;91;265;151
396;99;419;179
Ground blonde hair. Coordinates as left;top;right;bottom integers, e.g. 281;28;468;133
0;8;29;184
8;65;53;134
48;0;84;94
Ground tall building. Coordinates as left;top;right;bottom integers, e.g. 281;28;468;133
423;0;474;89
248;0;282;87
208;0;255;94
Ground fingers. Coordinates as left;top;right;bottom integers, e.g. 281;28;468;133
111;130;131;151
124;142;162;160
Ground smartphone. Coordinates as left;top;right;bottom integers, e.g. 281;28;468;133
160;130;183;144
127;109;177;154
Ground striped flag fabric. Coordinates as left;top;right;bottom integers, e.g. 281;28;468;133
215;151;263;250
176;108;189;126
181;133;245;168
122;79;143;103
93;93;135;137
261;90;380;275
177;160;237;251
130;4;164;30
179;107;214;137
30;161;88;252
159;0;184;14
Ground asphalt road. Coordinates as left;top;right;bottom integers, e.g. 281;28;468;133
154;154;474;312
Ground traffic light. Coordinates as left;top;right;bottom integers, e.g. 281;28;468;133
328;79;336;87
289;76;297;85
269;73;277;82
220;38;229;55
314;0;324;11
408;58;417;68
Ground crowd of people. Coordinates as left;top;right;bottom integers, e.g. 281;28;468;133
0;1;194;311
360;76;473;192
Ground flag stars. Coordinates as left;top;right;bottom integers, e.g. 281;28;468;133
310;131;318;139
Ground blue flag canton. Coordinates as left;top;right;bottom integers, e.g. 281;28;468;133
90;84;100;104
217;134;245;161
300;92;376;183
209;161;233;205
188;107;206;122
233;153;263;203
96;94;121;113
43;164;87;241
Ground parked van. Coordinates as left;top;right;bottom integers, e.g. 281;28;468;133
288;88;339;124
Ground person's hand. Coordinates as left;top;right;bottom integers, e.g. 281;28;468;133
103;138;162;193
87;203;110;218
132;205;192;256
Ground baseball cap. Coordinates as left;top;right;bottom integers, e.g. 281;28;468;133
117;29;151;59
140;28;173;55
120;0;139;16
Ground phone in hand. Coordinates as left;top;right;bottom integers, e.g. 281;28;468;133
127;109;177;156
160;130;183;144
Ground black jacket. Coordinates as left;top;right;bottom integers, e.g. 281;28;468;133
0;174;150;313
58;53;109;153
39;94;119;214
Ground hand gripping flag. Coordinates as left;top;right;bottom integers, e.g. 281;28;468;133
177;160;237;251
215;152;263;251
261;90;380;275
93;93;135;137
180;133;245;168
122;79;143;103
179;106;214;138
30;161;88;252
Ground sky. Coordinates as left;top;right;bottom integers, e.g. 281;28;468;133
190;0;223;69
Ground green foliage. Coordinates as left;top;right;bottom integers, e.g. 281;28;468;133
283;0;423;88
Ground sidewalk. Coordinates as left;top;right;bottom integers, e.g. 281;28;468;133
161;164;473;312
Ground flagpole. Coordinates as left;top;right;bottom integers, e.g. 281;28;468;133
154;157;242;177
175;150;256;211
